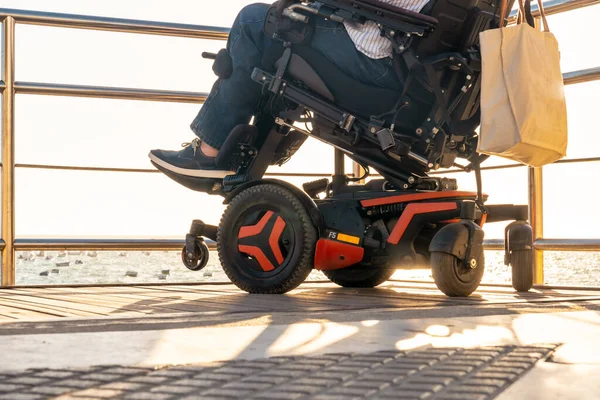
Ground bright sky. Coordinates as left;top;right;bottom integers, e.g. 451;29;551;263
2;0;600;240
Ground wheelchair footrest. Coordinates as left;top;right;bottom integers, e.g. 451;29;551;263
223;173;252;187
151;161;224;194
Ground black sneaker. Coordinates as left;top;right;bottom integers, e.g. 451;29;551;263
148;138;234;179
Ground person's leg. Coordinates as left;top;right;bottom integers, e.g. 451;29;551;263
150;4;402;179
191;2;279;153
308;17;401;91
149;3;276;178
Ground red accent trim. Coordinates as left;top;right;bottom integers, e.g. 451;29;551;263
238;211;274;239
269;216;286;265
388;202;458;244
361;191;483;208
314;239;364;271
238;245;275;272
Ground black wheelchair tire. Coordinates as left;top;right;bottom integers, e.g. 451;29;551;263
511;250;534;292
431;250;485;297
217;183;317;294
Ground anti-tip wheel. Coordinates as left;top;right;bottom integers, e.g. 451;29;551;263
431;249;485;297
181;240;210;271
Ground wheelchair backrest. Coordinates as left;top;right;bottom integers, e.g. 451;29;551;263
326;0;517;126
412;0;518;124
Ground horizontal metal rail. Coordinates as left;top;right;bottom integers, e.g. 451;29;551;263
14;238;600;252
484;239;600;251
563;66;600;85
432;155;600;175
508;0;600;21
1;0;597;38
534;239;600;251
16;82;208;104
0;8;230;39
15;238;193;251
15;163;347;178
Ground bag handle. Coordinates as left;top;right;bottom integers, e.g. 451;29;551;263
517;0;551;31
498;0;509;28
535;0;551;32
498;0;550;32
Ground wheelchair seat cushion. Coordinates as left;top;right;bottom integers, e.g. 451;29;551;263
279;45;402;118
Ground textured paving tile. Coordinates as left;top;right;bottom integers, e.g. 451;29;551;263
0;345;558;399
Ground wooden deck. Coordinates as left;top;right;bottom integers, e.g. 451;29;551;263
1;281;600;323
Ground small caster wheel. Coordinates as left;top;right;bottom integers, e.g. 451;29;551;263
181;240;209;271
431;249;485;297
505;221;534;293
511;249;533;292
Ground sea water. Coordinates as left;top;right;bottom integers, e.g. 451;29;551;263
14;250;600;287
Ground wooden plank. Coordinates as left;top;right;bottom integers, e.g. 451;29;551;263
0;293;114;317
0;304;55;321
46;286;255;314
0;297;83;318
44;287;234;314
133;285;343;312
25;293;158;317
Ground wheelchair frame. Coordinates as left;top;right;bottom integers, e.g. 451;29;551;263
153;0;535;296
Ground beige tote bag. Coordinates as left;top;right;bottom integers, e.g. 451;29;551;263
477;0;568;167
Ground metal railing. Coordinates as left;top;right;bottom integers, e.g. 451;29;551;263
2;1;600;286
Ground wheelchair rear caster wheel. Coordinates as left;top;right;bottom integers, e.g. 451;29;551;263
181;240;210;271
510;249;533;292
505;221;534;292
431;249;485;297
217;183;317;294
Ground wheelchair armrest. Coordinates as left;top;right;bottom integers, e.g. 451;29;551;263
359;0;438;25
201;52;217;60
318;0;437;34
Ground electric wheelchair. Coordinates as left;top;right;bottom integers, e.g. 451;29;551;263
151;0;535;296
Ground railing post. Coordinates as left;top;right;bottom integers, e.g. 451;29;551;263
528;166;544;284
527;15;545;286
1;16;16;286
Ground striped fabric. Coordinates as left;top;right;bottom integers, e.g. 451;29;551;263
343;0;433;59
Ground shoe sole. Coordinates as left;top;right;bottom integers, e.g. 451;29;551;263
148;152;234;179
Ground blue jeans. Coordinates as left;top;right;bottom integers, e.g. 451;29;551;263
191;3;401;149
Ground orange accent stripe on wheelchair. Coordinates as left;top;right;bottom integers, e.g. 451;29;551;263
238;245;275;272
269;216;286;265
388;202;458;244
361;191;480;208
238;211;274;239
441;219;461;224
480;213;488;228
